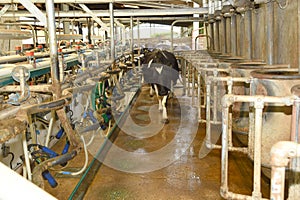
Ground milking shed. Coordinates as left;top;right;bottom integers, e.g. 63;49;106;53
0;0;299;200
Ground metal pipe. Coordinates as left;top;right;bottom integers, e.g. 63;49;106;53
270;141;300;200
244;9;252;60
291;84;300;142
2;8;208;18
195;34;213;50
209;20;215;51
225;16;231;54
0;23;37;48
299;1;300;73
2;0;182;3
222;16;227;54
252;101;263;198
220;93;295;199
109;2;115;61
171;19;204;52
137;18;141;69
266;1;274;65
130;16;134;56
253;8;260;60
215;19;220;52
205;75;250;149
231;13;237;56
205;22;210;50
45;0;61;99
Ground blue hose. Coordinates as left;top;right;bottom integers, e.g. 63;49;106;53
55;128;64;139
42;170;58;188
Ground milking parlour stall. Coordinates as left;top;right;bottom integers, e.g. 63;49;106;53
0;1;299;200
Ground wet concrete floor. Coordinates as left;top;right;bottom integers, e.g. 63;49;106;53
46;86;270;199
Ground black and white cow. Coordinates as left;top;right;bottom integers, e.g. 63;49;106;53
142;49;179;123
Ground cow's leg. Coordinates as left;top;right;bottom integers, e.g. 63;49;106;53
161;95;169;124
154;85;163;111
149;84;154;97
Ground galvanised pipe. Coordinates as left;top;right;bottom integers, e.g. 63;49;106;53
214;18;221;52
225;15;231;55
205;76;250;150
230;12;237;57
221;94;294;200
244;9;252;60
270;141;300;200
291;84;300;142
253;8;260;60
249;69;300;167
45;0;61;99
109;2;115;61
195;34;213;50
170;19;204;52
266;1;274;65
221;16;227;54
289;84;300;200
130;16;134;63
209;19;215;51
0;23;37;48
205;21;210;50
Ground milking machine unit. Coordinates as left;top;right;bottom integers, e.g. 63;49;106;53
0;3;144;194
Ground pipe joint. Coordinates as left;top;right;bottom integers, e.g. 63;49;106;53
270;141;300;167
254;98;265;109
222;94;234;108
254;0;268;4
291;84;300;98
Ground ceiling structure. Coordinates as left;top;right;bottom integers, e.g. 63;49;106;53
0;0;207;28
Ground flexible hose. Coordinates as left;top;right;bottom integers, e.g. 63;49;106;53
59;135;88;176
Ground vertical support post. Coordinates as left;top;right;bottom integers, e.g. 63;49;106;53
182;59;186;96
213;70;218;123
109;2;115;62
215;18;220;52
206;79;211;147
252;101;263;199
62;4;70;34
253;8;260;60
222;16;227;54
220;100;230;196
209;20;215;51
231;13;237;57
245;9;253;60
226;16;231;55
266;1;274;65
137;18;141;69
187;62;191;96
192;67;195;105
198;70;202;121
291;85;300;142
45;0;61;99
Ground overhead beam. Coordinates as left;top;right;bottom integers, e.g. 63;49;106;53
124;2;190;9
0;0;176;3
79;3;109;32
0;4;10;17
19;0;47;25
2;7;208;18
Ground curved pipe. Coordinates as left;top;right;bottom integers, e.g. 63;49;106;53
195;34;212;50
270;141;300;200
220;94;295;199
170;18;205;52
0;23;37;49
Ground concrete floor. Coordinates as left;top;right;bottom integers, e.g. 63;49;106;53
45;85;270;200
